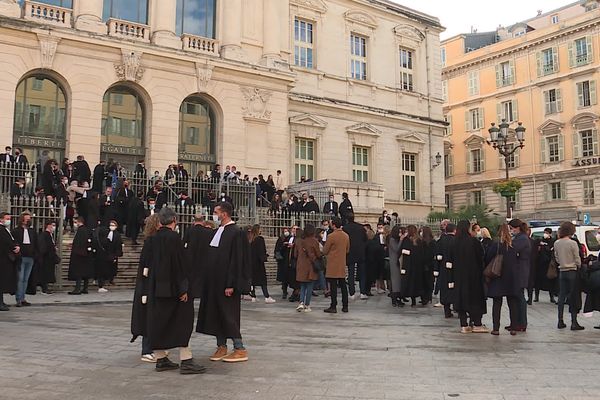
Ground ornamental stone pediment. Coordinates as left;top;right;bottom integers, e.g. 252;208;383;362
344;10;378;29
289;113;328;128
396;132;425;144
393;24;425;42
347;122;381;136
463;133;485;147
570;112;599;128
290;0;327;13
537;119;565;133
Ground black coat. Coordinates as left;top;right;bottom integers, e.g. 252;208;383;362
131;239;153;343
512;233;531;290
343;222;367;265
92;164;106;192
93;227;123;280
486;241;521;298
37;231;58;285
250;236;268;286
535;237;558;292
126;197;146;239
323;201;338;216
77;191;100;229
399;237;427;298
435;233;456;305
68;226;94;280
139;229;195;350
366;234;386;282
339;199;353;222
275;235;288;283
301;201;319;214
450;235;486;315
196;224;252;338
72;160;91;184
99;195;118;226
0;227;18;294
183;224;213;299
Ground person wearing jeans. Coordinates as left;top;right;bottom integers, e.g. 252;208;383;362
323;217;350;313
554;221;584;331
294;224;321;312
342;214;368;299
12;212;37;307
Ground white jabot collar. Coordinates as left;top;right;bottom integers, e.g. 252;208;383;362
210;221;235;247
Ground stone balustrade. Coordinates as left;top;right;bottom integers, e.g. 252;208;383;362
23;0;72;27
182;34;220;56
107;18;150;42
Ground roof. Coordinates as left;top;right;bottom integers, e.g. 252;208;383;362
362;0;444;29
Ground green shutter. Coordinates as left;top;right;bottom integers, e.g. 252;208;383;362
586;35;594;64
514;147;520;168
541;137;547;163
495;64;502;87
480;148;486;172
466;151;472;174
478;108;484;130
447;114;453;135
465;110;471;131
591;80;597;105
577;82;584;107
543;90;550;115
536;51;543;77
508;60;515;84
568;40;575;68
552;46;559;72
573;131;581;159
448;153;454;176
561;182;567;200
543;183;549;202
512;99;519;122
496;103;503;123
556;89;563;112
558;134;565;161
593;128;599;156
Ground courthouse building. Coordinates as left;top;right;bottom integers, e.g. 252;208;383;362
442;0;600;220
0;0;445;217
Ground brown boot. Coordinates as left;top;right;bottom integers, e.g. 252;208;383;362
209;346;228;361
222;349;249;363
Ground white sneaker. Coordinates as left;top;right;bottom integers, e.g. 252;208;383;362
296;303;305;312
141;354;156;363
360;294;369;300
251;297;257;303
349;294;357;301
303;306;312;313
98;288;108;293
376;288;386;294
434;302;443;308
265;297;276;304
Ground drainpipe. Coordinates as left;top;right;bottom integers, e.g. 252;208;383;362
425;27;435;210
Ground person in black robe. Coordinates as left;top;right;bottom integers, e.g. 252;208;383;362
339;192;353;225
126;190;146;245
115;181;134;233
12;212;38;306
434;224;456;318
534;228;558;303
37;221;59;295
99;187;118;227
68;217;95;295
399;226;427;306
275;228;291;299
72;155;91;184
0;212;19;311
421;227;436;305
92;160;107;193
248;224;273;302
93;221;123;292
132;208;206;374
183;215;214;300
322;194;339;216
197;202;251;363
449;220;488;333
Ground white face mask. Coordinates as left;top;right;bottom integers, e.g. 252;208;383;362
149;204;155;210
2;220;10;228
283;231;290;237
109;225;117;231
213;215;221;227
543;233;551;239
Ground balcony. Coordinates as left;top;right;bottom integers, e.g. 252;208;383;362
107;18;150;42
542;63;556;75
182;34;220;56
23;0;72;28
575;53;591;67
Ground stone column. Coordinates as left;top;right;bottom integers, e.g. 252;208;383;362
0;0;20;18
260;0;279;65
74;0;106;34
151;0;181;49
220;0;244;61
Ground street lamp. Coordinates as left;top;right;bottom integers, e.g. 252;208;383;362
487;119;526;219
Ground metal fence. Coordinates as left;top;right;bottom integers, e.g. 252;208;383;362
0;162;39;196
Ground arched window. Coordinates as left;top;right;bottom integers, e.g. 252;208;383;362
102;0;148;24
13;75;67;162
101;86;145;169
176;0;216;38
178;96;216;175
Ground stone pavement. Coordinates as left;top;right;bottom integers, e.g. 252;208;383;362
1;290;600;400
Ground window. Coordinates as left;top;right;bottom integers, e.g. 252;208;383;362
498;100;518;122
399;48;414;91
551;15;559;24
467;148;484;174
542;135;564;163
577;80;597;108
112;94;123;106
179;96;216;171
441;80;447;102
467;70;479;96
110;117;122;135
176;0;216;38
465;108;484;131
538;47;558;76
350;34;367;80
294;18;314;69
584;179;595;206
543;88;562;115
574;129;599;158
586;1;599;11
471;190;483;206
569;36;593;67
186;127;200;145
352;146;369;183
548;182;565;201
444;153;453;177
32;78;44;91
501;192;520;212
402;153;417;201
294;138;315;182
103;0;148;24
441;47;446;67
101;86;144;148
445;193;451;210
444;114;452;136
500;143;519;169
496;60;514;87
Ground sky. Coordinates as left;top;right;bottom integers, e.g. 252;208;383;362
391;0;579;39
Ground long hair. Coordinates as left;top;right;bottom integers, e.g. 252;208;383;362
406;225;421;245
143;214;160;237
456;220;472;239
421;226;434;244
388;224;401;245
303;224;316;239
497;223;512;248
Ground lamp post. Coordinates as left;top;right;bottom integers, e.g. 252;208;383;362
487;119;526;219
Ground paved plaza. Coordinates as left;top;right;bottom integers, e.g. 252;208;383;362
1;291;600;400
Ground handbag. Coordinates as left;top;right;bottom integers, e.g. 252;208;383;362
483;244;503;280
312;256;326;273
547;256;559;280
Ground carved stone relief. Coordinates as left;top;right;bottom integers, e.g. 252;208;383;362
241;87;272;122
114;49;144;82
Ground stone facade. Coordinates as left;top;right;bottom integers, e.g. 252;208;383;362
0;0;445;218
442;1;600;221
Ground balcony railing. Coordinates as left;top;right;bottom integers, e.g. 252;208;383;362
575;53;591;66
107;18;150;42
542;63;556;74
23;0;72;27
182;34;220;56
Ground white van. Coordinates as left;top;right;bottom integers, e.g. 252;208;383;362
529;221;600;258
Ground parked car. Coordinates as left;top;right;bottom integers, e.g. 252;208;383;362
529;221;600;258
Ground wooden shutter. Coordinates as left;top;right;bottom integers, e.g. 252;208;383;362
448;153;454;176
591;80;597;105
543;183;549;202
573;131;582;159
543;90;551;115
508;60;515;84
447;114;453;135
467;72;474;95
568;40;575;67
496;103;503;123
499;153;505;169
480;148;486;172
495;64;502;87
514;147;520;168
558;134;565;161
577;82;584;107
593;128;599;156
512;99;519;122
477;108;484;130
556;88;563;112
552;46;559;72
465;110;471;131
540;137;547;163
473;72;479;94
586;35;594;64
536;51;543;77
560;182;567;200
466;151;472;174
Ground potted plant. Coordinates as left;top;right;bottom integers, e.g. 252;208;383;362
493;178;523;198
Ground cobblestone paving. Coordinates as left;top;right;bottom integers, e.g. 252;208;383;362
1;291;600;400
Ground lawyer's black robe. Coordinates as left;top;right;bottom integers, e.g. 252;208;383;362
196;224;251;339
138;229;194;350
0;227;18;294
131;238;153;343
435;233;456;306
183;224;213;299
399;238;427;298
126;197;146;240
93;228;123;281
37;231;58;285
450;236;487;316
68;226;95;281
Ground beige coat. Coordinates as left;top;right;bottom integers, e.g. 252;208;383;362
323;229;350;279
295;237;321;283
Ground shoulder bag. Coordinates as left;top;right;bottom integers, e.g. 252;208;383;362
484;243;503;280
